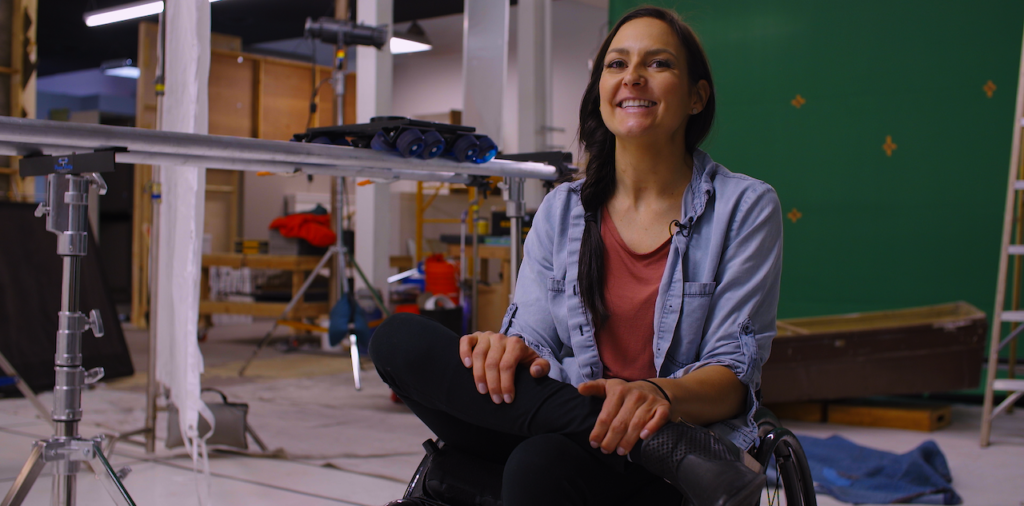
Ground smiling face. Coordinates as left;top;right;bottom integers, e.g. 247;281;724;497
598;17;704;146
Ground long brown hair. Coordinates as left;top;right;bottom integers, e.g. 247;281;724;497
577;6;716;329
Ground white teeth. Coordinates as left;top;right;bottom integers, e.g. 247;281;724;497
619;99;654;108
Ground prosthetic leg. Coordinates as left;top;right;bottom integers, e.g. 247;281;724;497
638;421;765;506
3;171;136;506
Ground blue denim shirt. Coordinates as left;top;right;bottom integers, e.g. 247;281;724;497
499;150;783;450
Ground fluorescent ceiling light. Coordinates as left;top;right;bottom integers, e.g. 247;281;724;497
104;66;141;79
391;20;432;54
85;1;162;27
85;0;223;27
101;58;140;79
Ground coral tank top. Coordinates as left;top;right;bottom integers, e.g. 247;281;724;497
595;206;671;381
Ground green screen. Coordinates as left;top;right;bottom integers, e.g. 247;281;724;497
609;0;1023;325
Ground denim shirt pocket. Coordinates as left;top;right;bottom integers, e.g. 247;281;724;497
663;281;717;371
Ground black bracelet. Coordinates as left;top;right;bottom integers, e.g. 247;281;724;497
640;379;671;403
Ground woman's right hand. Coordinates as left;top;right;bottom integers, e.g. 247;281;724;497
459;331;550;404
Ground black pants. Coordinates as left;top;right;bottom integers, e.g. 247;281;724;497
369;313;682;506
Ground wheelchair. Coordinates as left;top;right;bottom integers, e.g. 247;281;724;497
388;406;817;506
751;406;817;506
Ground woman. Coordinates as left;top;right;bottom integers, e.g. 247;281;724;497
371;6;782;506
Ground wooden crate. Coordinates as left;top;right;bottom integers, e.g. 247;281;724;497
762;302;986;404
827;401;952;432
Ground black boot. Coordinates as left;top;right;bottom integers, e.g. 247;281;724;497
638;422;765;506
386;439;504;506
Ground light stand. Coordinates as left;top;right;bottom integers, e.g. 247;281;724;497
2;171;135;506
114;11;164;455
502;177;525;300
236;12;393;383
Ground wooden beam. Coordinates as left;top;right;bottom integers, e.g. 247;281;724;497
9;0;36;203
211;48;335;73
205;184;236;193
130;21;159;329
12;0;38;120
202;253;325;271
199;301;328;319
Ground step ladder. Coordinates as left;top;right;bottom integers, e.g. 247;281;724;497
981;27;1024;447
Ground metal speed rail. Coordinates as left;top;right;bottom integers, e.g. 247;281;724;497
0;116;562;183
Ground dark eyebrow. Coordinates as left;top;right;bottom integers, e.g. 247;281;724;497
606;48;677;59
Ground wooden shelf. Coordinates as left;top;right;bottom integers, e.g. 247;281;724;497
200;253;329;321
199;300;328;318
202;253;324;270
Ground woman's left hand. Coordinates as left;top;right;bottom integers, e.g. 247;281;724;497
578;379;671;456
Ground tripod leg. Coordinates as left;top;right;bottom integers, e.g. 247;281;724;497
245;423;270;453
348;256;390;317
0;351;52;428
90;442;135;506
237;322;281;377
239;247;337;377
2;442;46;506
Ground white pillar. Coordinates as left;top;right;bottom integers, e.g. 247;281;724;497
515;0;551;210
355;0;393;295
463;0;509;145
155;0;210;456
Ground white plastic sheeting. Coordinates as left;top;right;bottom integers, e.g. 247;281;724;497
154;0;214;482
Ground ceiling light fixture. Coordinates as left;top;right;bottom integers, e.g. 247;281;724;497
101;58;141;79
391;20;432;54
84;0;223;27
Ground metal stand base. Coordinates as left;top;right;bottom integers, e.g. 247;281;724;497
3;172;135;506
3;436;135;506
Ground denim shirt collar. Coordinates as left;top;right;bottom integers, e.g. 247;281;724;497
686;150;716;226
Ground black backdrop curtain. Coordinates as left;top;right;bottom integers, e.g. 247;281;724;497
0;202;134;395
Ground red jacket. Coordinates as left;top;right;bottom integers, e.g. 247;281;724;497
269;213;336;247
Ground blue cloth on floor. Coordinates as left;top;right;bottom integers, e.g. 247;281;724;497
791;434;961;504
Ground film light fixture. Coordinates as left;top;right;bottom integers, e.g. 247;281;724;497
391;20;432;54
304;17;432;55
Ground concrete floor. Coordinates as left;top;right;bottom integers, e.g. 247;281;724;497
1;320;1022;505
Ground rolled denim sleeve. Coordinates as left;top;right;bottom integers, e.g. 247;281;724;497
674;183;783;391
500;192;567;382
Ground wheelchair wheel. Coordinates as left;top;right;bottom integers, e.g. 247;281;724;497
753;409;815;506
754;413;816;506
